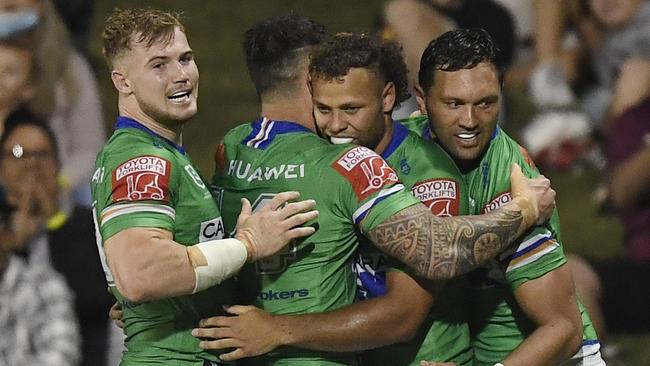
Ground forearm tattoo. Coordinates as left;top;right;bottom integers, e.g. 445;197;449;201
368;203;523;280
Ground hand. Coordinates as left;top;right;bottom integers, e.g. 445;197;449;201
235;191;318;262
109;301;124;330
509;164;555;229
420;361;456;366
526;174;555;225
192;305;285;361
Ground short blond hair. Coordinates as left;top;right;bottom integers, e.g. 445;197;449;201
102;7;184;69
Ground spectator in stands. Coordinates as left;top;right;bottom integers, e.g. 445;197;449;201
0;109;115;366
0;0;105;205
0;183;80;365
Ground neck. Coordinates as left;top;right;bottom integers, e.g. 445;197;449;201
260;84;316;132
373;115;395;155
261;101;316;132
118;101;182;144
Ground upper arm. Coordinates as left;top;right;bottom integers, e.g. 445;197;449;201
513;264;582;329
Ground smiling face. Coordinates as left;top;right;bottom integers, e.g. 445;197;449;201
312;67;395;153
112;26;199;127
417;62;501;169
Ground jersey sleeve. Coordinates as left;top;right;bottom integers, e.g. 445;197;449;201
494;138;567;289
93;146;179;241
328;146;420;234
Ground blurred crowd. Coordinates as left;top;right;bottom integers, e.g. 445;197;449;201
0;0;647;365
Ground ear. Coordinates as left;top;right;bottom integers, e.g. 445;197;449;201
306;74;313;96
110;70;133;95
414;84;427;115
382;81;396;113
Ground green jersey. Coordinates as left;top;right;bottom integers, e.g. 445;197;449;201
212;117;420;365
91;117;236;365
355;121;472;366
401;116;602;365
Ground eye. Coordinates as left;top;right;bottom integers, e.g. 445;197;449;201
180;54;194;64
316;106;330;114
343;107;360;114
152;63;164;70
477;100;495;108
445;101;460;109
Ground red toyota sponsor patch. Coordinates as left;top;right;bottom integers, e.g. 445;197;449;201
112;155;171;202
519;145;537;170
482;191;512;213
411;179;460;217
332;146;399;201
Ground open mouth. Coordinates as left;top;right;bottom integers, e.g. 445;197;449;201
168;90;192;104
330;136;354;144
457;132;478;140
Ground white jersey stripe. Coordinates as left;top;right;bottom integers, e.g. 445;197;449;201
352;184;405;224
100;203;176;227
254;121;275;149
247;117;270;147
506;241;559;272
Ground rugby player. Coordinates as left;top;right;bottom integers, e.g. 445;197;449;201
193;16;554;365
92;8;319;365
406;28;605;365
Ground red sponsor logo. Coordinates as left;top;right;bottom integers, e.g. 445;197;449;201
332;146;399;201
411;179;459;217
213;142;227;175
482;191;512;213
519;145;537;170
112;155;171;202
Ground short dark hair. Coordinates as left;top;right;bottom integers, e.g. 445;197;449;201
102;7;184;69
418;28;502;93
309;32;410;108
1;107;59;165
243;14;328;98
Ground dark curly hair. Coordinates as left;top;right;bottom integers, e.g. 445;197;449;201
309;33;410;108
418;28;502;93
244;14;328;98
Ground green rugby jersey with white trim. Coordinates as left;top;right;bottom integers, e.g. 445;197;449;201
355;121;473;366
212;117;420;365
401;116;600;365
91;117;236;365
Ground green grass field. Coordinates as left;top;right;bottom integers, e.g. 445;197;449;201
88;2;649;363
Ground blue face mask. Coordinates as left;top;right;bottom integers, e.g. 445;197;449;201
0;10;39;39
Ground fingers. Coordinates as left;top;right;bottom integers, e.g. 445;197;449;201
509;163;527;195
282;210;319;229
239;198;252;217
192;326;232;341
198;338;240;351
263;191;301;211
220;348;248;362
224;304;255;315
198;316;232;328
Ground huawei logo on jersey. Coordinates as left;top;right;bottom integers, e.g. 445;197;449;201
411;179;459;217
332;146;399;201
482;191;512;213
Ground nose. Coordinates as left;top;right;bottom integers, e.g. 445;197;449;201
172;62;190;83
328;111;348;134
459;106;478;130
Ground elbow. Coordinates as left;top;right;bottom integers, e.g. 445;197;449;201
558;318;583;359
390;313;425;343
114;277;151;303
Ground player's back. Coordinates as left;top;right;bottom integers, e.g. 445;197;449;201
213;118;417;365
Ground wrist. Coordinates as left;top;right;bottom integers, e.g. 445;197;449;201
511;195;536;232
187;238;248;293
234;230;256;262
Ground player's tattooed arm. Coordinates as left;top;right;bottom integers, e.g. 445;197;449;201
368;202;525;280
368;163;554;280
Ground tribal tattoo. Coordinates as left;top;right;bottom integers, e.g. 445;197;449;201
368;203;524;280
